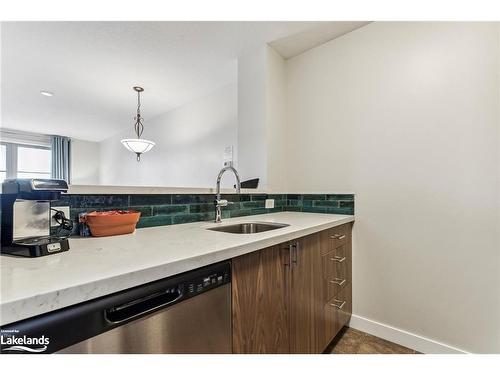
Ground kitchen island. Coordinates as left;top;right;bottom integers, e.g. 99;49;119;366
1;211;354;326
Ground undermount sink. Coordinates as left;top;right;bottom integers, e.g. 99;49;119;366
207;222;290;234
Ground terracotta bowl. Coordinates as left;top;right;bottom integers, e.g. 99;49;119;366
82;210;141;237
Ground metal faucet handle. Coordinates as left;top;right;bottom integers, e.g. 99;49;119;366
215;199;229;207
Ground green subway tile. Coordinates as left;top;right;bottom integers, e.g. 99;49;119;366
303;194;326;201
326;194;354;201
324;207;354;215
226;202;243;210
130;194;171;206
70;194;130;208
222;194;251;202
251;208;268;215
241;201;265;209
267;194;285;200
188;203;214;213
266;207;284;214
273;199;287;207
250;194;267;201
136;215;172;228
153;205;188;215
172;194;213;204
284;206;302;212
302;200;314;207
314;200;339;207
339;201;354;208
302;206;327;213
65;192;354;233
129;206;153;217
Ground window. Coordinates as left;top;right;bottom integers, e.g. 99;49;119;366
0;142;51;183
0;144;6;182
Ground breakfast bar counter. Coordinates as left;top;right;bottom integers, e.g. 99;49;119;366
0;212;354;326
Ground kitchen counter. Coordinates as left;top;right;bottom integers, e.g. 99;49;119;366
0;212;354;326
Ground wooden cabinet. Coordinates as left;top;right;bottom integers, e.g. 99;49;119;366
289;234;319;353
232;244;290;353
232;222;353;354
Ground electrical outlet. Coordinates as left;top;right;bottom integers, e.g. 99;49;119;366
223;145;234;167
51;206;70;227
265;199;275;209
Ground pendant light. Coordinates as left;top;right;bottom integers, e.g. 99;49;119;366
121;86;155;161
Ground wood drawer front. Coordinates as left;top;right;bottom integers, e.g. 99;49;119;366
322;284;352;346
324;244;348;277
326;276;348;302
320;224;351;255
322;244;351;302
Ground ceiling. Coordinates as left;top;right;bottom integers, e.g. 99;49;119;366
1;21;368;142
269;21;369;59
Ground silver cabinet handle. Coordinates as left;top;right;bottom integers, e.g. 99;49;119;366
330;299;346;309
330;234;346;240
291;242;299;266
329;278;346;286
330;256;346;263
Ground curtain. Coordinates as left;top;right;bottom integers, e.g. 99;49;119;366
51;136;71;182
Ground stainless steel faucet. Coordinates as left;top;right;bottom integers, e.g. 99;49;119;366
214;165;241;223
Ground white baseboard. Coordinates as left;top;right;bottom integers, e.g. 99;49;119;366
348;314;469;354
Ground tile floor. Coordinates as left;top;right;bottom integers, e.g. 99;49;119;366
326;327;420;354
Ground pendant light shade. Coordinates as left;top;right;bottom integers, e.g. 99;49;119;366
121;86;155;161
121;138;155;154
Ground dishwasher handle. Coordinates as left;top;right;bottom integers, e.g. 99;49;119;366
105;287;184;324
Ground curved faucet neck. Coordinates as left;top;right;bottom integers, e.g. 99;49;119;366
216;166;241;200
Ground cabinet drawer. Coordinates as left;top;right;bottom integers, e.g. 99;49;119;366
322;284;352;345
323;244;348;276
322;244;350;302
326;276;348;302
320;224;351;255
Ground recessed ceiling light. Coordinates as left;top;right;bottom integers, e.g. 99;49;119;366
40;90;54;97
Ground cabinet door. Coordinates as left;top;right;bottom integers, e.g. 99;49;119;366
289;233;321;354
232;244;290;353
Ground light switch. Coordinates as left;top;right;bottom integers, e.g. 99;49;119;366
223;146;234;167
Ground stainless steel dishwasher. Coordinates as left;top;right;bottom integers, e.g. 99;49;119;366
1;261;231;354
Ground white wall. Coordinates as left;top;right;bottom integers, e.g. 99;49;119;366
237;45;287;191
285;22;500;353
99;84;238;188
237;47;268;188
70;138;100;185
266;46;287;192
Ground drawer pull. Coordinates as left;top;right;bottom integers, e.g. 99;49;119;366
330;256;346;263
330;300;346;310
330;278;346;286
330;234;346;240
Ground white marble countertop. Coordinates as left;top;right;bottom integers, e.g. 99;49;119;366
0;212;354;326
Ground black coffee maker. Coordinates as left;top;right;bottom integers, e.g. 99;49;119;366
1;178;71;257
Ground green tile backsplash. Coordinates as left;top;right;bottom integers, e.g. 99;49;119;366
54;193;354;235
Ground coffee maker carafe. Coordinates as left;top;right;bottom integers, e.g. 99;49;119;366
1;178;71;257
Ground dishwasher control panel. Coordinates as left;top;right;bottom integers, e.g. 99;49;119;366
185;264;231;297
